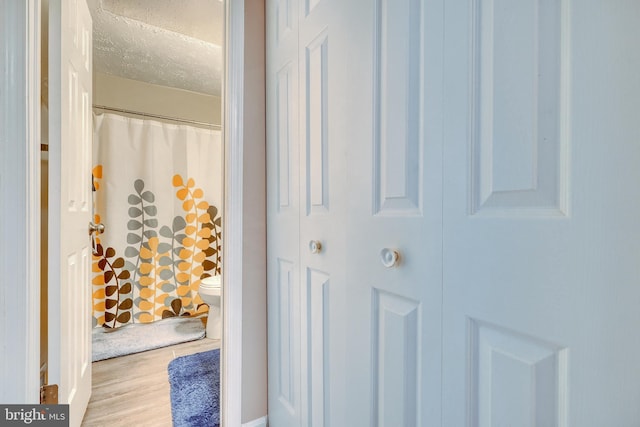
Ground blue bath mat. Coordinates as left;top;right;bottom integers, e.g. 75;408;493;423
168;349;220;427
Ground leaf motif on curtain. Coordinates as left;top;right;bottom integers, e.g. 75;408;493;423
91;165;135;329
91;242;133;329
165;174;221;319
92;173;223;328
124;179;160;325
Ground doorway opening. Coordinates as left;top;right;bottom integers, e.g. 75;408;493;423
40;0;225;422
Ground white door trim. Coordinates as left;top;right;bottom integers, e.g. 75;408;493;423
223;0;245;426
242;415;269;427
0;0;41;404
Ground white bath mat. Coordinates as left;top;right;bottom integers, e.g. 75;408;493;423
92;317;205;362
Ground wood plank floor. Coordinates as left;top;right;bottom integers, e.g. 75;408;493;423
81;338;221;427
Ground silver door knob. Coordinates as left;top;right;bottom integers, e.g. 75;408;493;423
89;222;105;256
89;221;105;235
309;240;322;254
380;248;400;268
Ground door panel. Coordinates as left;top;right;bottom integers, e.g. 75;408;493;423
48;0;93;425
306;267;331;427
275;259;297;414
469;319;568;426
304;29;329;215
373;0;424;216
443;0;640;425
371;290;421;426
468;0;568;216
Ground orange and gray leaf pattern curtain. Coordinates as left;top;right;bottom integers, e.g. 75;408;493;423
92;113;223;329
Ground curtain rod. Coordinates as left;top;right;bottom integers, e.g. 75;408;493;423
93;104;222;130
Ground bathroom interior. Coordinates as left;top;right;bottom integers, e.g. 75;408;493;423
40;0;225;423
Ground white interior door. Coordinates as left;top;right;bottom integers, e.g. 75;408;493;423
48;0;93;425
442;0;640;425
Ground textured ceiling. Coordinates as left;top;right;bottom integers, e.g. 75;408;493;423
87;0;223;96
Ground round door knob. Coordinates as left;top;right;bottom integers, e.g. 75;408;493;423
89;221;105;235
309;240;322;254
380;248;400;268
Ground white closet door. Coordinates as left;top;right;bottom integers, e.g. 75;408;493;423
266;0;302;425
442;0;640;425
267;0;351;425
343;0;444;425
297;1;349;426
267;0;444;425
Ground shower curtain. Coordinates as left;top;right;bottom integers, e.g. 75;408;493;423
91;113;223;329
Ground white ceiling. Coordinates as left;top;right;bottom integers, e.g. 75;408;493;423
87;0;224;96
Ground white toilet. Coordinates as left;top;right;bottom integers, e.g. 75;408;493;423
199;275;222;340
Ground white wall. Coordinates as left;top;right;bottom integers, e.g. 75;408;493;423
94;72;222;126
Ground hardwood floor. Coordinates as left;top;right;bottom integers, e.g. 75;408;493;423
81;337;221;427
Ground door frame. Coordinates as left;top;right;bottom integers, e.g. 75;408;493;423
223;0;245;425
224;1;268;424
0;0;41;404
2;0;265;424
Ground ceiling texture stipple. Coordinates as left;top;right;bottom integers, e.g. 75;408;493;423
87;0;223;96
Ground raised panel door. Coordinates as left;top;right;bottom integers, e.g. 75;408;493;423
48;0;93;425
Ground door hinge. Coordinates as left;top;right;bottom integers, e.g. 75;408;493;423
40;384;59;404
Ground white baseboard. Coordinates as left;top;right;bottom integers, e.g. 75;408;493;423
242;415;268;427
